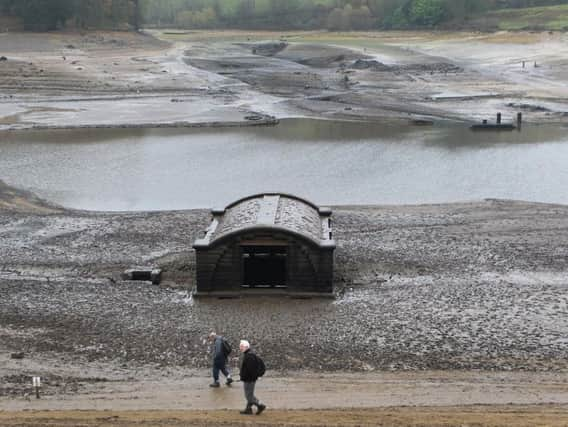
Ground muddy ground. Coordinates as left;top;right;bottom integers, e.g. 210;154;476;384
1;30;568;130
2;189;568;372
1;406;568;427
1;180;568;424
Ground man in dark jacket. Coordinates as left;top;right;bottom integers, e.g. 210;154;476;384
208;332;233;387
239;339;266;415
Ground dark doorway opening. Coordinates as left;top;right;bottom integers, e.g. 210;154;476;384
241;246;287;289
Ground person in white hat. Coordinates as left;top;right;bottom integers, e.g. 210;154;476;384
239;339;266;415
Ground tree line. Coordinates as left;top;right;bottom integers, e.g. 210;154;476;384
0;0;139;31
0;0;565;31
136;0;568;30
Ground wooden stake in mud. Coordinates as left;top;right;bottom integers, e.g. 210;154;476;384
517;112;523;130
32;376;41;399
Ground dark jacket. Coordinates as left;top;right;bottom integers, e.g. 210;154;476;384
212;336;227;364
240;349;259;383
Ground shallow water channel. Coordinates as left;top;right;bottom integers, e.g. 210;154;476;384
1;119;567;211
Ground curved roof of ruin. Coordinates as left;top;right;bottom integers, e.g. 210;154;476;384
194;193;334;249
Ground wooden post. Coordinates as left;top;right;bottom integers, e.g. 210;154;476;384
497;113;502;124
32;377;41;399
517;112;522;130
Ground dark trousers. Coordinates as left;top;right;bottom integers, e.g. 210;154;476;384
212;360;231;383
243;381;260;407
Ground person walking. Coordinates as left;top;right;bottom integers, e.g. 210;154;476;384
208;332;233;387
239;339;266;415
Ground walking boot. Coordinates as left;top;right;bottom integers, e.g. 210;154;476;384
256;403;266;415
240;406;253;415
209;382;220;388
226;377;233;386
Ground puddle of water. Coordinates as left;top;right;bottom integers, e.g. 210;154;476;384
0;119;567;211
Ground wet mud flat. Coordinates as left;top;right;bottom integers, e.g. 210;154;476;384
0;31;275;130
2;30;568;131
179;31;568;125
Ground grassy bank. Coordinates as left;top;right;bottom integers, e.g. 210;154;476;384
473;5;568;31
